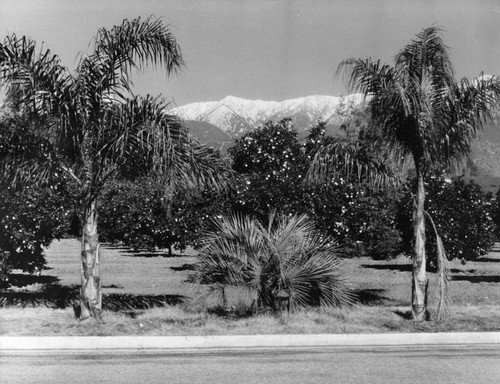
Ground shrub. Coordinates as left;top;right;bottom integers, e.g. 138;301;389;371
98;178;229;252
98;178;173;251
0;251;9;288
0;184;72;277
228;119;307;222
189;213;356;312
228;119;402;260
0;113;74;283
492;188;500;239
397;176;496;265
304;183;402;259
343;191;402;259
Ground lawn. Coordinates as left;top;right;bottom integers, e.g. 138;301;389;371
1;239;500;336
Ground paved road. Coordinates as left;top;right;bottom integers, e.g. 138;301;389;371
1;346;499;384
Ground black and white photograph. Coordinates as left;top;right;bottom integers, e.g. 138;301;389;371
1;1;500;383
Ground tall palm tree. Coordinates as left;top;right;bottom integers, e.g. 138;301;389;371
0;17;231;320
332;26;500;320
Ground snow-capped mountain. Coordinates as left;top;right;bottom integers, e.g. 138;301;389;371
170;94;500;182
169;94;367;137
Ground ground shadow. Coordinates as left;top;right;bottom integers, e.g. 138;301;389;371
103;293;186;311
102;244;130;251
361;264;412;272
451;275;500;283
120;250;188;258
393;309;413;320
207;305;256;319
450;268;477;274
7;273;59;287
475;257;500;263
354;288;390;306
102;284;124;289
0;283;79;308
1;283;186;310
170;264;195;272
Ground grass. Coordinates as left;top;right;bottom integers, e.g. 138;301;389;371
1;239;500;336
2;305;499;336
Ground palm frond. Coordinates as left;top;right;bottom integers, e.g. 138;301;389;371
432;74;500;173
306;137;401;190
0;34;70;108
95;16;184;74
394;26;454;90
173;137;234;193
336;57;394;96
190;213;355;312
335;25;500;321
424;210;451;320
0;114;62;188
78;16;184;96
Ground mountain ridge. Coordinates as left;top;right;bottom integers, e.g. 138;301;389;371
170;94;500;179
170;94;366;137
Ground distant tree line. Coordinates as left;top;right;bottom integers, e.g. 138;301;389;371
2;113;496;280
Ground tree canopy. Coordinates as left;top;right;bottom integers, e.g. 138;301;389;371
331;26;500;320
0;16;232;319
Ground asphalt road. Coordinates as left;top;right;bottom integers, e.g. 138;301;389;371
1;346;499;384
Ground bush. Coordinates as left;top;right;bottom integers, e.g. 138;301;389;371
301;179;402;259
228;119;402;260
189;213;356;312
98;178;230;252
228;119;307;222
0;184;72;277
492;188;500;239
344;192;402;260
98;178;172;251
0;112;77;285
0;251;9;288
397;176;496;265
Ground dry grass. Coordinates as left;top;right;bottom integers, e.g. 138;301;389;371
2;239;500;336
1;305;499;336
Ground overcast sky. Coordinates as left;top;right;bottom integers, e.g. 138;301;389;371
1;0;499;106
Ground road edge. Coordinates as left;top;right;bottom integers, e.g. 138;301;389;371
1;332;500;351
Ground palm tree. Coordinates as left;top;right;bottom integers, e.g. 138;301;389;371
0;17;231;320
332;26;500;320
189;213;356;313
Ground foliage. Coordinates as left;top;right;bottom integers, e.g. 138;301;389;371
0;113;75;286
342;191;402;259
492;187;500;239
98;178;170;251
303;182;402;259
337;30;500;176
0;253;8;289
98;177;230;252
335;25;500;320
189;213;356;312
305;118;403;259
228;118;402;260
0;185;72;274
306;122;400;191
0;17;232;319
229;119;307;221
397;176;496;265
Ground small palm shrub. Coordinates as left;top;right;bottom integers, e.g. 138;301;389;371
189;213;356;313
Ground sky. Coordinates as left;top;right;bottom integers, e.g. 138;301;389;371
1;0;500;107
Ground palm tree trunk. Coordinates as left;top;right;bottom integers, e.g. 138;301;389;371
78;199;102;320
412;168;428;321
